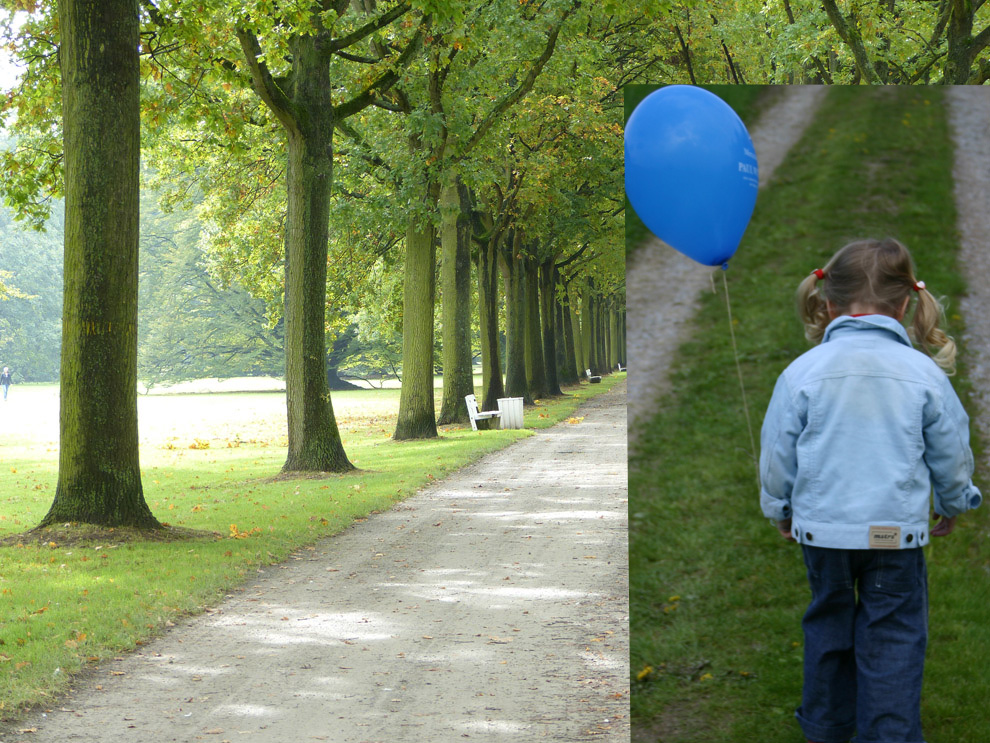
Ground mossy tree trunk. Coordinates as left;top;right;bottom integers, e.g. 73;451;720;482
41;0;160;528
238;22;353;473
559;279;580;384
501;231;533;404
523;255;548;399
394;176;442;440
437;176;475;426
570;286;586;377
476;225;505;412
538;258;562;396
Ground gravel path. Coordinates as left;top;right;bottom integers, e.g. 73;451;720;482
626;85;828;446
947;87;990;464
0;383;628;743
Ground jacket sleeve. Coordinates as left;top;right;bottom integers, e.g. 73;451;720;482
759;373;803;522
923;378;982;517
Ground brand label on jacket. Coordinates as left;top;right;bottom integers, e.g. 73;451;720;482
869;525;902;549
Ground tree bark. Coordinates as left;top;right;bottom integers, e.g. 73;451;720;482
580;280;593;373
821;0;882;84
523;255;548;399
944;0;990;83
570;285;585;377
476;223;505;412
559;282;579;384
538;258;562;396
501;232;533;404
393;177;441;439
437;176;475;425
42;0;159;528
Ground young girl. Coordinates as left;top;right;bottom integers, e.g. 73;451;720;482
759;238;982;743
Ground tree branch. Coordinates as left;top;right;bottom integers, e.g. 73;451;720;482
330;3;410;51
820;0;881;83
334;17;426;121
460;2;578;157
236;28;296;128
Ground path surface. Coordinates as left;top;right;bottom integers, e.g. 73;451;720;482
1;382;628;743
626;85;828;446
947;87;990;467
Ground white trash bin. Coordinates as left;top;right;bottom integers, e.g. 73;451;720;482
497;397;524;430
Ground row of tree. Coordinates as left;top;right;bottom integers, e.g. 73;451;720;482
0;0;631;527
618;1;990;86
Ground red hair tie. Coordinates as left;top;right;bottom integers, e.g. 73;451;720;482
812;269;825;280
913;280;926;292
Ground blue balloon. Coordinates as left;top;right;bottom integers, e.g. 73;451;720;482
625;86;759;268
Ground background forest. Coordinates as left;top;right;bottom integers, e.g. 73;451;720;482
0;182;286;386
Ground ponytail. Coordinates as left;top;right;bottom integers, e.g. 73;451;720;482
911;286;956;375
796;271;829;344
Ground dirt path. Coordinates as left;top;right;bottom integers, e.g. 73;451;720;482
626;85;828;446
1;382;628;743
947;87;990;462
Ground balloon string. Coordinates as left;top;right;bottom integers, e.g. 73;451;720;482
721;269;761;495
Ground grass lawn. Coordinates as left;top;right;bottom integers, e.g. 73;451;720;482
630;86;990;742
0;371;624;716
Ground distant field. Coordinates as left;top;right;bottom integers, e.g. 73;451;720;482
0;376;470;450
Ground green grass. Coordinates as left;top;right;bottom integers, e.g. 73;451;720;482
0;372;624;716
630;86;990;742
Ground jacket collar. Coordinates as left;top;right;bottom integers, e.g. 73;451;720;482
821;314;913;348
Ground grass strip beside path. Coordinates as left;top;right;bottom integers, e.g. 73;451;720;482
630;87;990;742
0;373;623;717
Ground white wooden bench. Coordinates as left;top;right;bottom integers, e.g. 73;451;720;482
465;393;501;431
617;363;626;372
585;368;602;384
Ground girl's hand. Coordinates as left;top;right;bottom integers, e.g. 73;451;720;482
777;518;796;542
931;512;957;537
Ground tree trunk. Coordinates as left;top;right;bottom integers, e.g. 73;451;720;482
475;216;505;413
587;288;605;376
279;37;352;473
581;281;593;373
437;176;475;425
559;283;579;384
944;0;984;84
394;177;441;440
570;286;585;377
238;19;354;473
41;0;159;528
538;258;562;396
523;255;548;399
501;233;532;404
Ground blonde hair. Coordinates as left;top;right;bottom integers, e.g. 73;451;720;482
796;238;956;374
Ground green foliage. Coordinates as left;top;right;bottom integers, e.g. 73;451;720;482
630;87;989;741
138;191;285;389
0;201;62;381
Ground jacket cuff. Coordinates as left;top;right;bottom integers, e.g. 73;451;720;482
760;492;792;522
936;484;982;517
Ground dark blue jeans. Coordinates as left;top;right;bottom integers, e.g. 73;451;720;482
798;545;928;743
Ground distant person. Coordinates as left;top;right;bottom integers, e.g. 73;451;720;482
0;367;10;400
760;238;981;743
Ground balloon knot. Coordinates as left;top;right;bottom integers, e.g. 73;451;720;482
721;262;729;271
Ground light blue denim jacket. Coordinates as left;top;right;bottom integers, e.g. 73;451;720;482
760;314;982;549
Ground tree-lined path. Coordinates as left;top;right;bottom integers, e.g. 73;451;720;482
2;381;627;742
